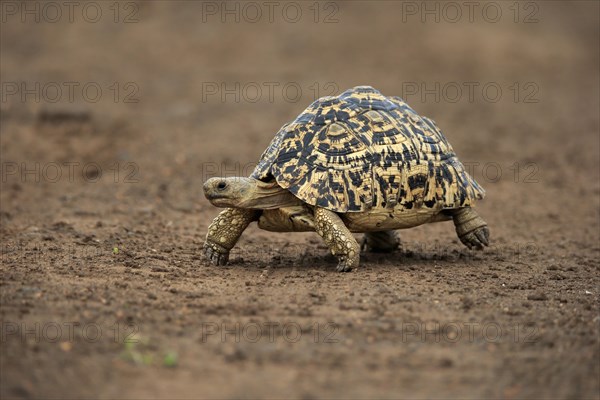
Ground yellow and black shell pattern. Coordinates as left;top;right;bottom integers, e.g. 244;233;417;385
251;86;485;213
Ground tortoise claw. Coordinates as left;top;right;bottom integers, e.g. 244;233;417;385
203;242;230;266
335;258;355;272
460;226;490;250
475;227;490;246
335;253;359;272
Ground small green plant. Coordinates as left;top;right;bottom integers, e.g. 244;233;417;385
120;338;177;368
163;352;178;368
121;339;152;365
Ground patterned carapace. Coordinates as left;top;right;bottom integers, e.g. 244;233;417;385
252;86;484;213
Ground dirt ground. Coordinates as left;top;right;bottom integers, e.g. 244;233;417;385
1;1;599;399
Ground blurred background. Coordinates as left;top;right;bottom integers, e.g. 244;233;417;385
1;1;599;399
2;1;598;223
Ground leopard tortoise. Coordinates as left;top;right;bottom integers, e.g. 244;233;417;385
203;86;489;272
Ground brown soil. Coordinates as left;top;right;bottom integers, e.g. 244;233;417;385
1;2;599;399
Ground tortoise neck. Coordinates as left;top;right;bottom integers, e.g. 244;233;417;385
237;179;301;210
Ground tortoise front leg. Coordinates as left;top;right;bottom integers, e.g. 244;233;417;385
451;207;489;250
203;208;260;266
314;208;360;272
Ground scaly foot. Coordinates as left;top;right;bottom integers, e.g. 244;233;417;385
203;208;260;266
203;241;230;266
314;207;360;272
452;207;490;250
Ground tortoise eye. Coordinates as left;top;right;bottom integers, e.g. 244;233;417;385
217;181;227;190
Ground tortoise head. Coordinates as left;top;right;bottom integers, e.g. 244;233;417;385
203;177;300;209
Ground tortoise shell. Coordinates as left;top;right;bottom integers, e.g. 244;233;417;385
251;86;484;213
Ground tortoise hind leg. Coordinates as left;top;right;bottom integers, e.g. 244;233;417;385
451;207;489;249
361;231;400;253
203;208;260;266
314;208;360;272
